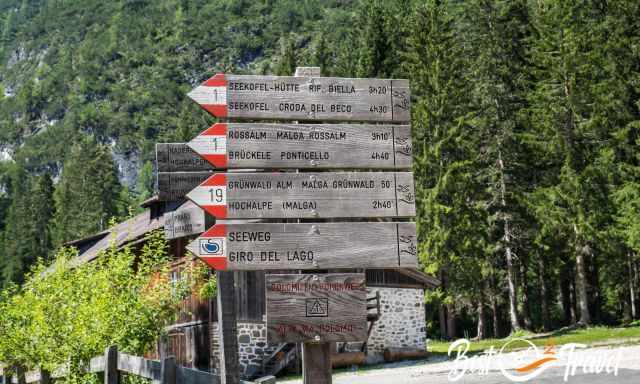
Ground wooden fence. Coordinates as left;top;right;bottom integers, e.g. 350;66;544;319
0;346;274;384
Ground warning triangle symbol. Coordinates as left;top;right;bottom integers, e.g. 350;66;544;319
309;299;325;315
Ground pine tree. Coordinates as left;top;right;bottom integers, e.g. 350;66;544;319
51;136;123;246
275;37;297;76
406;0;486;339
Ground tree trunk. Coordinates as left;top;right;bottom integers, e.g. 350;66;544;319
439;305;448;339
499;150;520;333
538;256;551;331
569;280;578;324
590;254;601;323
574;231;592;325
521;261;533;330
477;294;486;340
491;296;500;338
629;252;637;320
560;266;572;325
446;304;457;340
439;269;448;338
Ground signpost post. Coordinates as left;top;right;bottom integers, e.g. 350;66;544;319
161;67;417;384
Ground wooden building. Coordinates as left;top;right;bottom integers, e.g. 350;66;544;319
67;198;439;378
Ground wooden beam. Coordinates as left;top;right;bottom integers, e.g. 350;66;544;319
104;346;118;384
216;271;240;384
160;357;176;384
302;342;332;384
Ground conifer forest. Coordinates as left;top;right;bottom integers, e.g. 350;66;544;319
0;0;639;340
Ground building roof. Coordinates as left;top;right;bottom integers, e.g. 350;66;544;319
67;209;165;266
397;268;440;288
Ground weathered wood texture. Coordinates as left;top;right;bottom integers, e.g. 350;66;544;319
216;271;240;384
186;222;418;271
266;273;367;343
186;123;412;170
3;352;269;384
157;172;211;201
188;74;410;122
187;172;416;219
164;203;213;239
156;143;216;172
302;343;332;384
104;346;118;384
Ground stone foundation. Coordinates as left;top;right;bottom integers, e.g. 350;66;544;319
211;321;276;378
364;287;426;362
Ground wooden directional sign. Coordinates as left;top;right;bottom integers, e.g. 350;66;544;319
187;74;410;122
266;273;367;343
164;203;213;239
188;123;412;169
156;143;215;172
186;172;415;219
185;222;418;271
157;172;211;201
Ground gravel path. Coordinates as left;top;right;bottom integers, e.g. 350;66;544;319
279;344;640;383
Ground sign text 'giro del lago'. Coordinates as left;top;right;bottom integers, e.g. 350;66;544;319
187;74;410;122
185;222;418;271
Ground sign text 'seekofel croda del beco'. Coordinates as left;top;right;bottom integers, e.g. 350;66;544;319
185;172;416;219
187;74;410;122
185;222;418;271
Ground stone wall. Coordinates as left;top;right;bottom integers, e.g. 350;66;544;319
364;287;426;362
210;321;276;378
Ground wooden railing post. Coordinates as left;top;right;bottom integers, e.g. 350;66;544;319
15;366;25;384
160;356;176;384
39;370;50;384
104;346;118;384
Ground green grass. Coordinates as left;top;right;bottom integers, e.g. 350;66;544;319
428;325;640;355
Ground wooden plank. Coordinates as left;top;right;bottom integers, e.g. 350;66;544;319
216;271;240;384
89;356;105;373
160;357;176;384
186;172;416;219
156;143;215;172
187;74;410;122
117;353;161;381
164;204;213;239
157;172;211;201
185;222;418;271
187;123;412;170
302;343;332;384
175;366;220;384
266;273;367;343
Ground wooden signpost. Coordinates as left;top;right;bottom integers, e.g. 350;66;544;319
186;172;416;219
187;123;412;169
156;143;215;172
184;222;418;271
163;202;213;240
265;273;367;343
157;172;211;201
187;74;410;122
163;67;418;384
